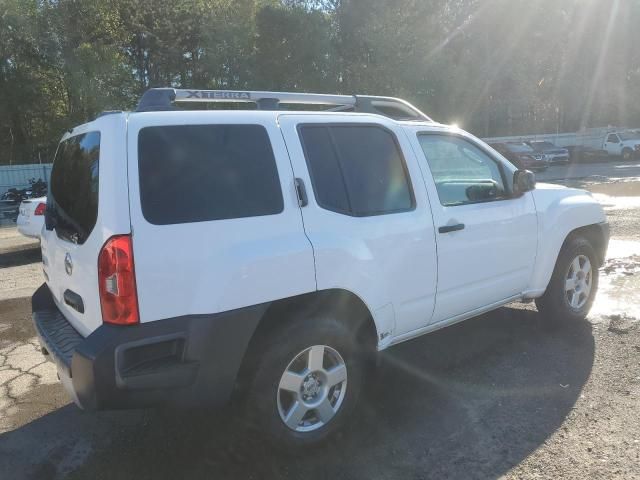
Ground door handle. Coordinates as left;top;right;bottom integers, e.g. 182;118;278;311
438;223;465;234
294;178;308;207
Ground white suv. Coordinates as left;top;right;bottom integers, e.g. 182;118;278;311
33;89;608;447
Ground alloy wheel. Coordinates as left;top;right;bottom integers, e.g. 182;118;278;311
276;345;348;432
564;254;593;310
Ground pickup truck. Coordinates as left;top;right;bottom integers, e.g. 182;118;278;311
33;88;609;448
603;131;640;160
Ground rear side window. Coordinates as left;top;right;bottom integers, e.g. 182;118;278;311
299;125;414;216
49;131;100;244
138;125;283;225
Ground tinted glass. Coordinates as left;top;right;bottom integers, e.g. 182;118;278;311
619;132;640;141
607;134;619;143
506;142;534;153
299;125;414;216
48;132;100;244
138;125;283;225
530;141;554;151
418;134;506;206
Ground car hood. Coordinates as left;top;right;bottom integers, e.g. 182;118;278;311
534;182;579;192
531;182;606;225
533;181;591;202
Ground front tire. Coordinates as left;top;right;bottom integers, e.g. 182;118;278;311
245;316;365;449
622;148;633;161
536;236;599;323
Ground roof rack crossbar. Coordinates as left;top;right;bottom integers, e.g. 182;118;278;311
135;88;431;121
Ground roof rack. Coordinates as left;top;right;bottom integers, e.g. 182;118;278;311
135;88;432;121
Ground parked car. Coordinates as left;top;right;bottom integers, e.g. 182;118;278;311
488;142;549;171
602;131;640;160
566;145;607;163
17;196;46;238
526;141;569;164
33;88;608;448
1;178;49;223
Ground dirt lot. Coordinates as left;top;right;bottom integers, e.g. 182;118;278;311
1;162;639;479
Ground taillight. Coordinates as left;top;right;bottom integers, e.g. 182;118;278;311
34;203;46;216
98;235;139;325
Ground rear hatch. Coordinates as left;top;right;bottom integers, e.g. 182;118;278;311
41;115;130;337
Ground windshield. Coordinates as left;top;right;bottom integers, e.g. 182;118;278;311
618;132;640;141
47;132;100;244
506;142;534;153
529;142;555;151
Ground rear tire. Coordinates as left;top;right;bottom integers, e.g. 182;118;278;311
245;315;366;449
535;236;599;324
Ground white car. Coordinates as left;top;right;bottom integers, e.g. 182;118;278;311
17;196;46;238
33;89;608;448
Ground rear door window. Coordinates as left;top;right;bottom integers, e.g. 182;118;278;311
48;132;100;244
298;124;414;216
138;124;283;225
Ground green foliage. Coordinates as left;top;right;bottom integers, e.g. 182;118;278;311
1;0;639;164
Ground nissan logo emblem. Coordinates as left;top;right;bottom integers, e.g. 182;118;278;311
64;252;73;276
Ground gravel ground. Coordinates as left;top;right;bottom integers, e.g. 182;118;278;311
0;230;42;301
0;160;639;479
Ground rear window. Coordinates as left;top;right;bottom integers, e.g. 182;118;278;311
138;124;283;225
48;131;100;244
298;124;414;216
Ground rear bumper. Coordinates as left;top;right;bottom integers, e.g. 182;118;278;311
17;217;41;238
32;283;266;410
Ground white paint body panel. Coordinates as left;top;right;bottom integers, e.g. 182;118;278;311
17;196;46;238
404;126;538;324
126;112;316;323
525;182;606;297
279;114;438;341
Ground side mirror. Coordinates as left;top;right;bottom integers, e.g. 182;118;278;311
513;169;536;195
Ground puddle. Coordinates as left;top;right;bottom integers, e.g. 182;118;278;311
607;239;640;258
588;181;640;197
592;194;640;211
590;181;640;211
591;239;640;320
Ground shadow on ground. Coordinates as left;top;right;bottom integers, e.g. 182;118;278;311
0;306;594;480
0;246;41;268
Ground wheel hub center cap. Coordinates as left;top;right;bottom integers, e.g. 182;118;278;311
301;374;321;399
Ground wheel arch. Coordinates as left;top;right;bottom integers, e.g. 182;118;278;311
562;223;609;267
527;221;609;298
233;289;378;397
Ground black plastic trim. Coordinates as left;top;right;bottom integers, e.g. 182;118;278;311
32;283;268;411
439;223;465;234
63;289;84;314
136;88;177;112
32;285;83;378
